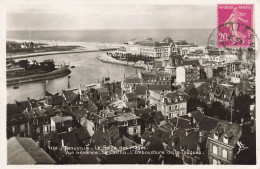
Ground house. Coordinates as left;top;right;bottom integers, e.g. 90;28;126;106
149;90;187;119
50;116;73;133
122;92;139;108
208;121;242;164
8;137;56;164
7;104;29;138
114;113;141;137
26;105;55;140
210;83;236;109
96;87;110;106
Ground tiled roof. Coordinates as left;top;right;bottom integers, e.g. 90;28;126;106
148;85;171;91
74;127;91;140
212;121;242;147
124;92;137;100
141;130;153;140
134;108;151;116
16;100;31;113
180;131;200;151
7;104;20;116
51;116;72;123
71;108;87;119
189;111;219;132
114;113;140;122
43;131;61;147
125;74;142;83
170;116;192;129
59;131;81;147
96;88;109;94
7;137;56;164
49;95;64;106
183;59;201;66
135;85;148;95
63;90;78;104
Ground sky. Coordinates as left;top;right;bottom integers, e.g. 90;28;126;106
6;4;216;30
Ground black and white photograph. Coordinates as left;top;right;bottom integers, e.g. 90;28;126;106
1;0;259;166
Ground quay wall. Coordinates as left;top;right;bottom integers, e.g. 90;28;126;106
7;67;71;86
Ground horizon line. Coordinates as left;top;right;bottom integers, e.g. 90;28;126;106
7;28;215;31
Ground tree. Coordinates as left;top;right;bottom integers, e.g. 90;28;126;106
234;94;252;122
187;87;198;99
205;101;228;120
17;60;29;70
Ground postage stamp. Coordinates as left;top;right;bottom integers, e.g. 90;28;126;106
217;4;254;48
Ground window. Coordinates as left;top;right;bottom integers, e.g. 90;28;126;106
214;133;218;140
134;120;137;125
20;124;25;131
175;105;179;109
213;145;218;155
12;126;15;133
222;149;227;159
169;106;172;110
133;128;137;134
169;113;172;118
124;121;128;126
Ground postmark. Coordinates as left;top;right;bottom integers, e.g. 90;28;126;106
217;4;254;48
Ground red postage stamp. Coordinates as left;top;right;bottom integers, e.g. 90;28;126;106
217;4;254;48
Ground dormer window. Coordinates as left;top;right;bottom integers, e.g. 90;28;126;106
214;133;218;140
223;136;229;144
124;121;128;126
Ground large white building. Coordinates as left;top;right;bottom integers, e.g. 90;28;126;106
125;37;175;59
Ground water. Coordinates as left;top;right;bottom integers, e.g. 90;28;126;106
7;29;214;46
7;52;141;103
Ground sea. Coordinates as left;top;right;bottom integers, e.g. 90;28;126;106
7;29;215;46
6;29;215;103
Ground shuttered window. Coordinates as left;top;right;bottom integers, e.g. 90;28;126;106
222;149;227;159
213;145;218;155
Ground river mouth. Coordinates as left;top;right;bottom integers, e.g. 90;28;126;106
7;51;142;103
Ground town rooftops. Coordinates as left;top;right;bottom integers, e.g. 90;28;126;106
124;74;142;83
124;92;138;100
114;113;140;122
8;137;56;164
134;38;162;47
148;84;171;91
63;90;78;104
135;85;148;95
183;59;201;66
49;95;64;106
96;87;109;94
51;115;73;123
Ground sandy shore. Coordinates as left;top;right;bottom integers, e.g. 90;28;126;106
6;39;125;60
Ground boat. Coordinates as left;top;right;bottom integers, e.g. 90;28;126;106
71;66;75;68
13;85;19;89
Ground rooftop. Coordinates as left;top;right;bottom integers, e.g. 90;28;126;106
8;137;56;164
51;115;73;123
114;113;140;122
